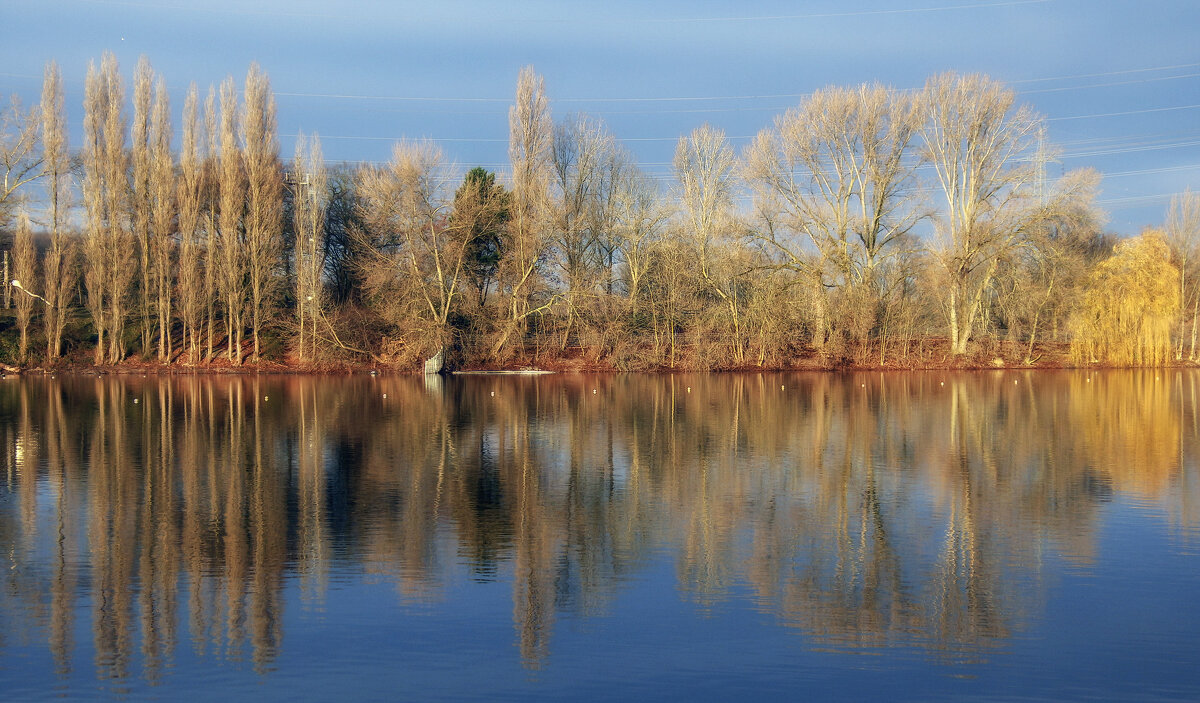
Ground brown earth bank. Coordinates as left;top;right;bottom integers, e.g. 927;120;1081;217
7;340;1200;375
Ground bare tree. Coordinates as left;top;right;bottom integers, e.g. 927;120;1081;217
131;56;154;356
0;94;41;232
177;83;205;364
747;85;923;281
82;52;133;364
217;76;245;363
82;61;107;363
993;169;1105;363
745;84;925;355
203;86;219;360
546;113;628;346
548;115;623;293
242;63;283;362
41;60;74;361
1166;190;1200;359
673;124;747;363
12;211;37;362
358;141;478;355
918;73;1041;355
150;76;175;360
613;167;671;312
494;66;555;356
291;131;328;361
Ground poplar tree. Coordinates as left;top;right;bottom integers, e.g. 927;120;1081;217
41;60;74;361
131;56;154;356
150;76;175;360
217;76;245;363
203;86;219;360
242;63;282;362
494;66;554;355
12;211;37;362
177;84;205;363
82;52;132;364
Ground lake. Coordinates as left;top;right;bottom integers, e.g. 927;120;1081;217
1;371;1199;700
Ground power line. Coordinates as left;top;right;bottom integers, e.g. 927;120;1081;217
635;0;1051;23
1048;104;1200;121
1019;72;1200;95
273;60;1200;107
1010;61;1200;85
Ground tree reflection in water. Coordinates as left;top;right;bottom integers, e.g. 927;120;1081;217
0;371;1196;680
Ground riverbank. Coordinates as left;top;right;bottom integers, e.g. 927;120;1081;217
8;339;1200;375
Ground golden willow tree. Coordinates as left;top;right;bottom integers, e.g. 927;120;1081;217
1070;231;1180;366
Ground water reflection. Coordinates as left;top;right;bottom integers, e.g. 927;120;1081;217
0;371;1197;683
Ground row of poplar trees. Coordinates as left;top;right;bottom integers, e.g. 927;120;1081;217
7;54;294;366
1;54;1193;368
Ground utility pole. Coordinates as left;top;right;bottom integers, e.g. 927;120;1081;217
285;170;315;360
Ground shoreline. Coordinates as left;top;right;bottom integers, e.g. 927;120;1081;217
6;356;1199;377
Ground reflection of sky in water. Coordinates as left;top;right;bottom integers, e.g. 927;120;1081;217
0;371;1199;699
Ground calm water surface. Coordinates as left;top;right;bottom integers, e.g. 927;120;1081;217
1;371;1199;700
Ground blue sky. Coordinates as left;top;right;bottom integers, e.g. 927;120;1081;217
2;0;1198;233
